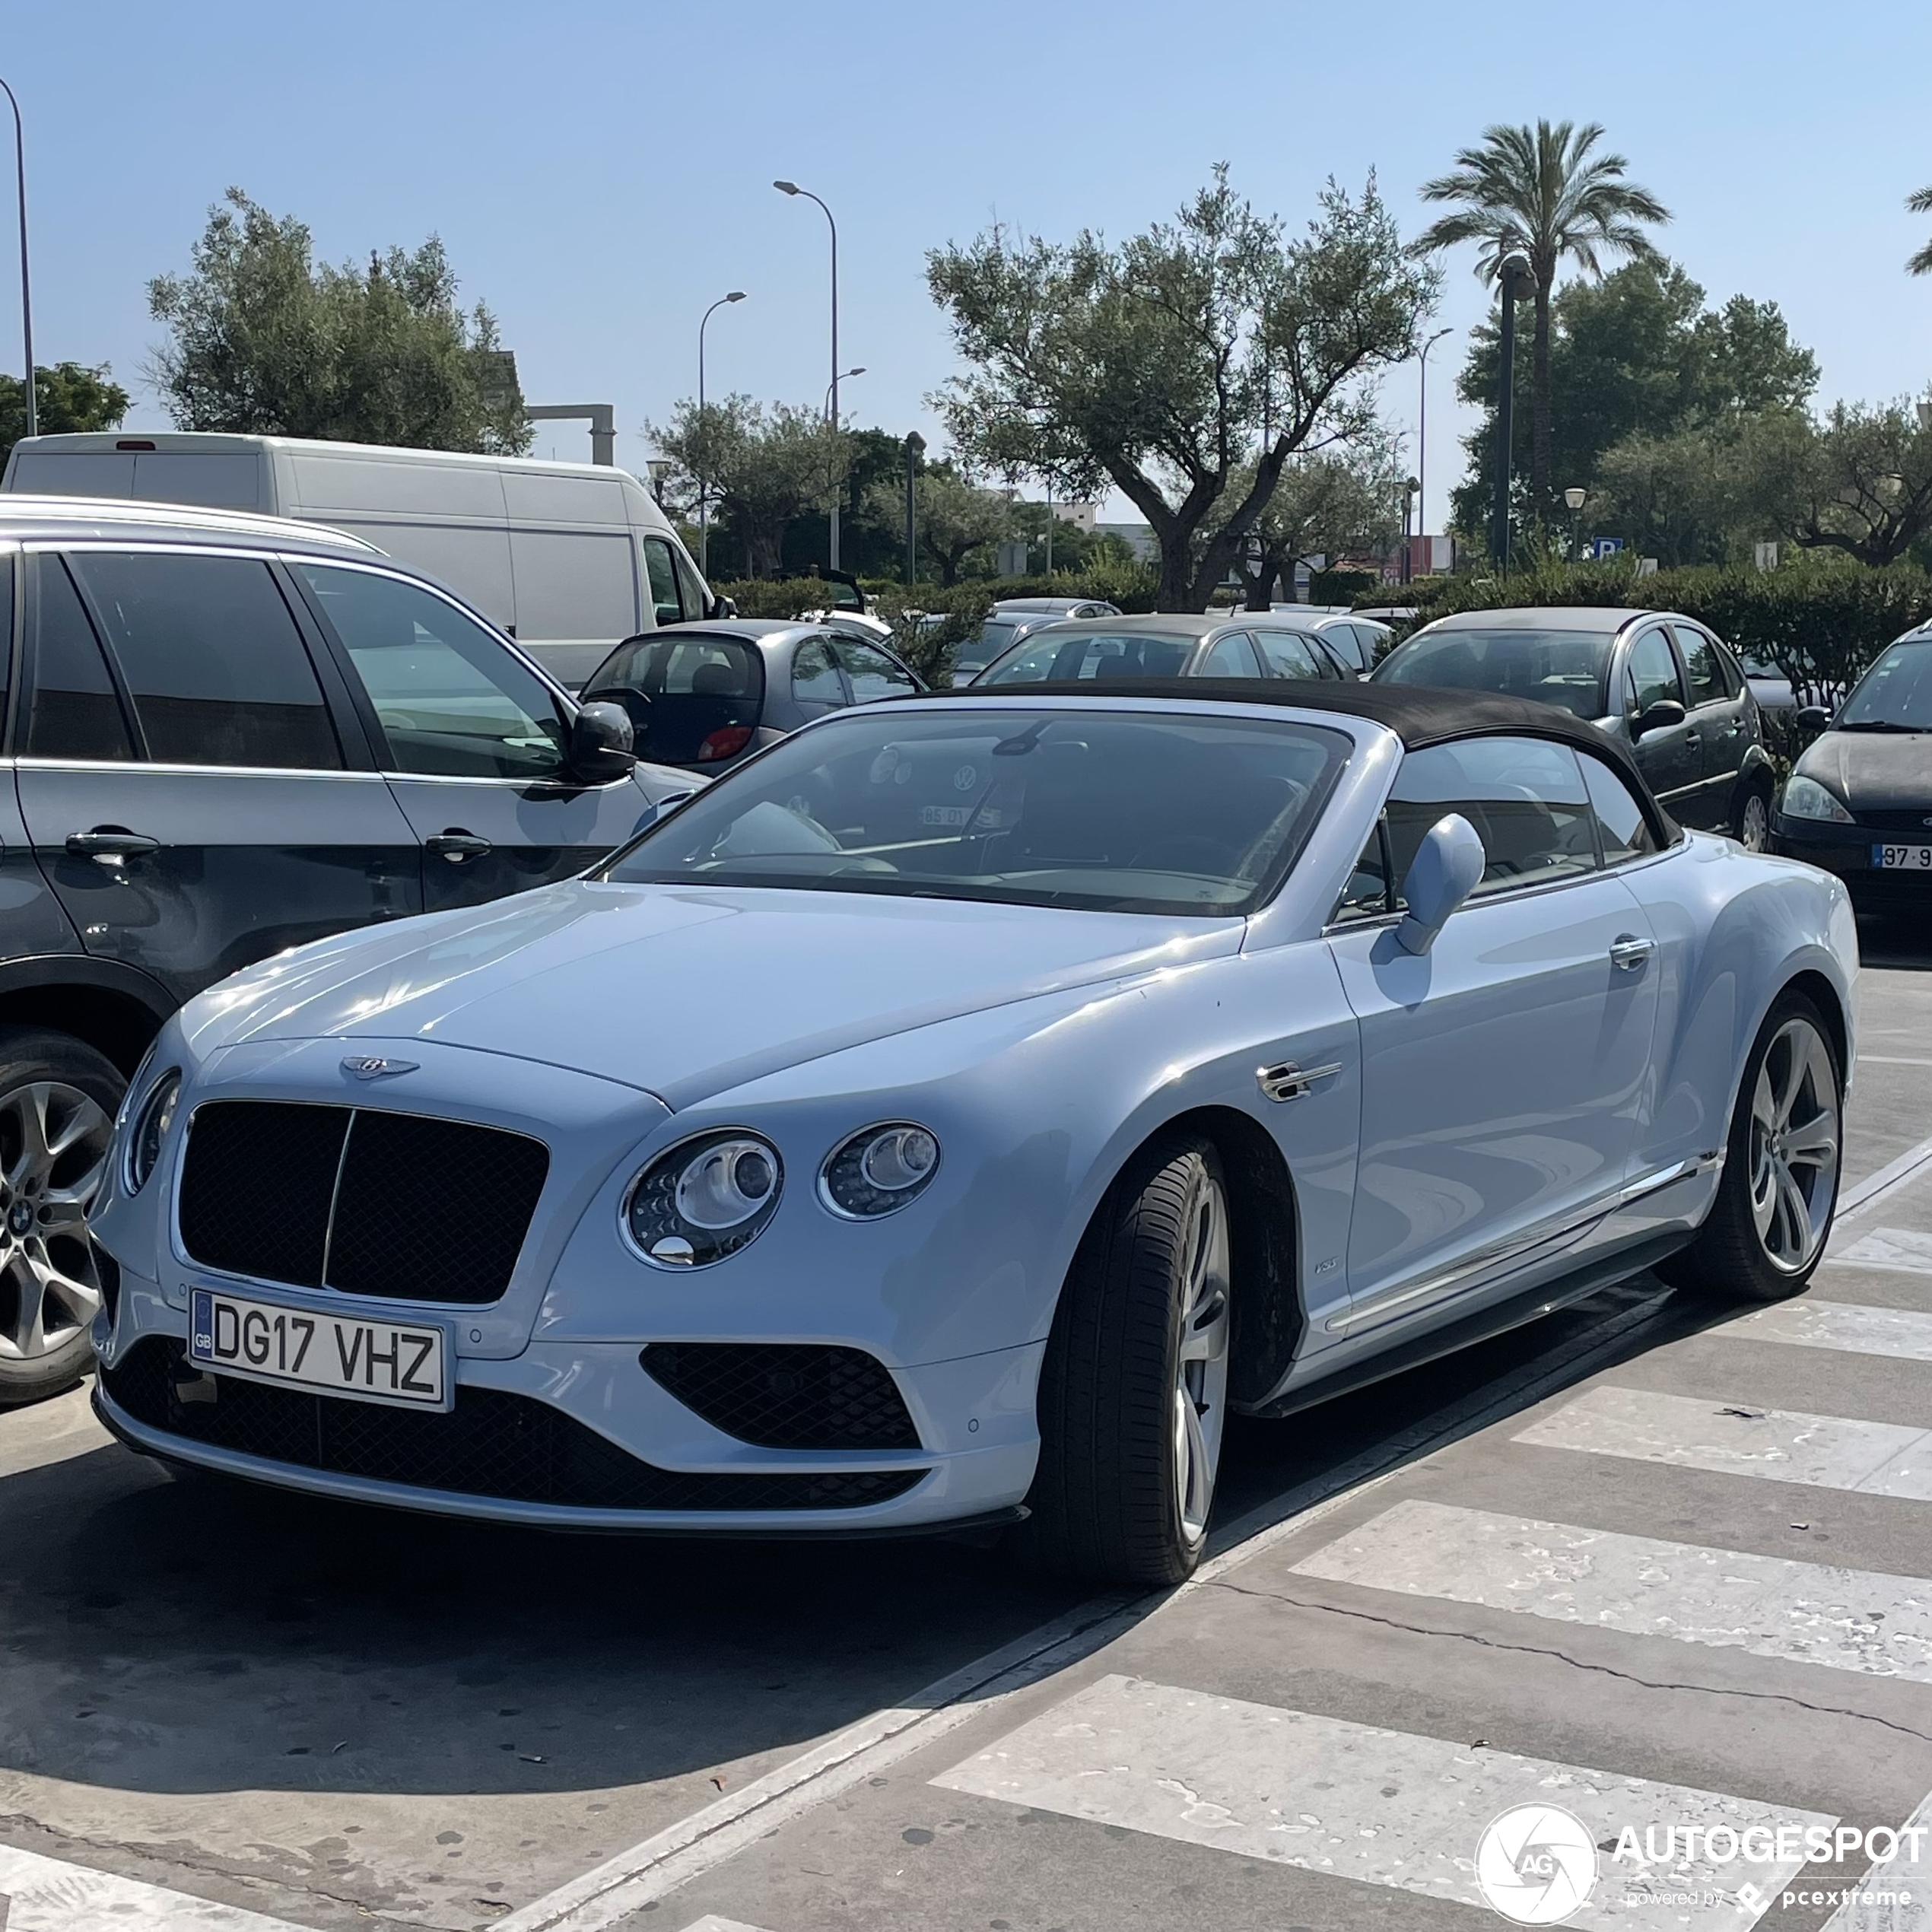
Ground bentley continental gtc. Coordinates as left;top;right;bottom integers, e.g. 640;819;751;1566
87;683;1858;1583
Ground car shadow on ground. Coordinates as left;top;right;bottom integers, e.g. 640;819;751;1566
0;1268;1733;1808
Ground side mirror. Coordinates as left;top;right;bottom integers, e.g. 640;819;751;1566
568;701;636;783
710;593;737;619
1631;697;1687;740
1796;704;1832;733
1397;813;1486;955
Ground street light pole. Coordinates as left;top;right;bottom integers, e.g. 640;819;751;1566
823;366;865;418
696;290;745;577
1415;325;1451;564
1492;259;1533;570
0;78;36;440
774;180;841;570
903;431;924;589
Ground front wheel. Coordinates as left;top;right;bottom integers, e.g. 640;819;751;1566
1661;992;1842;1301
0;1028;125;1409
1733;780;1772;852
1017;1136;1231;1585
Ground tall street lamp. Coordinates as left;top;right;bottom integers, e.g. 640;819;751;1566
1492;257;1534;569
774;179;842;569
903;431;925;588
0;77;36;440
1415;326;1451;560
824;367;865;418
697;290;745;577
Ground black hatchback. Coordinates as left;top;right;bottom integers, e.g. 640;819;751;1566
579;618;926;772
0;497;693;1409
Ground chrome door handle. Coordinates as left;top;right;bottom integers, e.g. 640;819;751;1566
1609;935;1654;971
426;831;493;863
65;828;160;868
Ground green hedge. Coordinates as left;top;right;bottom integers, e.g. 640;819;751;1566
1377;557;1932;704
1309;567;1380;605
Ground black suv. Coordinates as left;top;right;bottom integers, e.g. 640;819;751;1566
0;499;686;1406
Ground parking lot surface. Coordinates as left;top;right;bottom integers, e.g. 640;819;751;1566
2;943;1929;1932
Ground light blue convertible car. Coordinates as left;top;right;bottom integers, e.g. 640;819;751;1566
89;682;1857;1583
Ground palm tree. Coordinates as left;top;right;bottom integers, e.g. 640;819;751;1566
1416;120;1670;518
1909;186;1932;276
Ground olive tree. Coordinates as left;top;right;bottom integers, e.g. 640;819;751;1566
927;166;1436;611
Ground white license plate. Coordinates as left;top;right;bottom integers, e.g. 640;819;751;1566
1872;844;1932;870
188;1288;449;1409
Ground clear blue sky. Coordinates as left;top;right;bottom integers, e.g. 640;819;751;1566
8;0;1930;534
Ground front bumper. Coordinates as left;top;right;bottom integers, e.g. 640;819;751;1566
1770;816;1932;915
94;1266;1044;1535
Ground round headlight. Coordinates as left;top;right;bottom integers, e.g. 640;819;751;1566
124;1070;182;1196
821;1123;941;1219
625;1131;782;1267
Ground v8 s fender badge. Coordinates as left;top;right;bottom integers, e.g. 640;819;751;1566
342;1057;420;1080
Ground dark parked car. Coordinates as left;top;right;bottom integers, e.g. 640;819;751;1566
0;497;693;1408
1374;605;1775;846
579;618;926;772
972;612;1355;687
1771;625;1932;913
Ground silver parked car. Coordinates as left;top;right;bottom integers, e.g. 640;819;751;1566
972;612;1355;687
952;597;1123;686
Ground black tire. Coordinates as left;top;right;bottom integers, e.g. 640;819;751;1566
1658;990;1842;1302
1015;1135;1232;1587
0;1027;126;1409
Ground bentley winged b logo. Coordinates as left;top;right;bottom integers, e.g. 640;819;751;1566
342;1056;419;1081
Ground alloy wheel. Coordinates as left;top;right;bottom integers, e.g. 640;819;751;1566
1172;1168;1231;1543
1737;790;1770;852
1747;1017;1840;1274
0;1081;113;1363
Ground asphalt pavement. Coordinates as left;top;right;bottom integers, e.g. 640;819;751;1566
2;929;1927;1932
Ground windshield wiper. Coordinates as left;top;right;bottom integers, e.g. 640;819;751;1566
1835;720;1926;733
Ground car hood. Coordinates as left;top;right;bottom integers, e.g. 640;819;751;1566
1797;731;1932;811
183;881;1242;1111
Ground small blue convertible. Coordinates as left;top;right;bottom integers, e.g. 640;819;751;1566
90;682;1857;1583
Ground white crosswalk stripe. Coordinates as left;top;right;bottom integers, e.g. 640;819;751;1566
1290;1499;1932;1681
1830;1229;1932;1276
1727;1300;1932;1362
0;1846;310;1931
1514;1384;1932;1498
1820;1787;1932;1930
933;1674;1830;1928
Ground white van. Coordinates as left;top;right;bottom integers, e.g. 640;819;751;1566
1;431;720;688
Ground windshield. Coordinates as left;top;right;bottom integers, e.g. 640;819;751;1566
1377;627;1615;720
980;628;1198;686
953;618;1024;675
581;634;765;766
600;707;1350;916
1836;641;1932;731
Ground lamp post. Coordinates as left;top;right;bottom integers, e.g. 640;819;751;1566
823;367;865;418
1564;485;1587;564
903;431;924;588
1492;257;1533;569
774;179;841;570
1415;325;1451;561
1401;476;1422;583
696;290;745;577
646;459;672;508
0;77;35;440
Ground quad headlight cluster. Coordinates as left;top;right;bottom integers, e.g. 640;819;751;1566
624;1122;940;1269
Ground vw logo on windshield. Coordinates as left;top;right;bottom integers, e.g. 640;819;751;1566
954;764;980;792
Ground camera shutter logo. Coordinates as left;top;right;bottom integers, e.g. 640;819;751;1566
1474;1803;1599;1924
